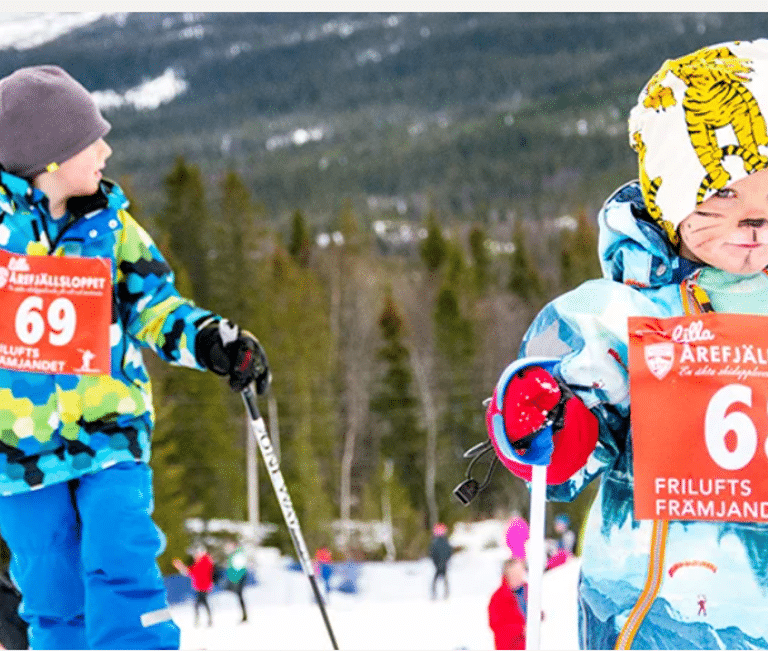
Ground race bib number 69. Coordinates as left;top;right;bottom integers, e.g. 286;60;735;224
0;250;112;375
629;313;768;522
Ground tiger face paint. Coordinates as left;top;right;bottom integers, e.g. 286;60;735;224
678;167;768;274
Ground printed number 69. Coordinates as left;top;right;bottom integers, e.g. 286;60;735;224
15;296;77;347
704;383;768;471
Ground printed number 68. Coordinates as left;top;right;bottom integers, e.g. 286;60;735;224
704;383;767;471
15;296;76;347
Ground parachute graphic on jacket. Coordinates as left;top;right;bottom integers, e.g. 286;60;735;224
668;560;717;578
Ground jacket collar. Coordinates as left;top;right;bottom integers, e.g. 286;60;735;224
0;169;128;219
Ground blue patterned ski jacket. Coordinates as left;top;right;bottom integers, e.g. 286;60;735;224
519;181;768;649
0;171;217;495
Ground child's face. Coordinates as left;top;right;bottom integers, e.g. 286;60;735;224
54;138;112;199
678;167;768;275
504;560;527;588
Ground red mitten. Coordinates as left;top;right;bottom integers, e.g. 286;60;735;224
486;360;599;485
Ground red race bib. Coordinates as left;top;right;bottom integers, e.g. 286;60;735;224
0;250;112;375
629;313;768;522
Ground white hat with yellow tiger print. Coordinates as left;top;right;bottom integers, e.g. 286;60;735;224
628;39;768;246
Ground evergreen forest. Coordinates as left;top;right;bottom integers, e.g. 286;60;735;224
127;157;602;570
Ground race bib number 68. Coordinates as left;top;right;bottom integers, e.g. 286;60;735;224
629;313;768;522
0;250;112;375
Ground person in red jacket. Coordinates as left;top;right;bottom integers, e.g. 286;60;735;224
488;557;528;650
173;548;216;627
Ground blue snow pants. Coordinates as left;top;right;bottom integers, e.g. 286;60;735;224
0;461;180;650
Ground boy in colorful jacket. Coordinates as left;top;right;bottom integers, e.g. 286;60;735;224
487;40;768;649
0;65;269;649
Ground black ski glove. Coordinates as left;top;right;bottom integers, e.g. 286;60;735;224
195;319;271;394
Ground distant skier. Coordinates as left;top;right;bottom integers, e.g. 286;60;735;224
224;541;249;623
173;549;216;628
697;595;707;617
429;523;453;600
0;65;270;649
314;547;334;596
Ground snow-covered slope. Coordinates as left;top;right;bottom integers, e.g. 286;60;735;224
170;522;580;651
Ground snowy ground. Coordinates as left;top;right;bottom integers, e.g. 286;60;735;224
171;521;580;651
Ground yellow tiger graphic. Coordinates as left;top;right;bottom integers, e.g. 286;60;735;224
630;131;674;242
642;44;768;199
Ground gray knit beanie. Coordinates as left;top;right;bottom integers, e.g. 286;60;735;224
0;65;111;179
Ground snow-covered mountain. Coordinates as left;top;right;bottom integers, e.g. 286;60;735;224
3;12;768;217
0;12;107;50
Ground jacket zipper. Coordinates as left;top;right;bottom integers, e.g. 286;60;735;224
614;520;670;649
614;279;709;649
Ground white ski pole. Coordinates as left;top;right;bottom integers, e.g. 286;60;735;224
526;463;547;651
241;383;339;650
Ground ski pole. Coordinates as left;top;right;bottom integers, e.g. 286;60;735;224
526;464;547;651
241;383;339;650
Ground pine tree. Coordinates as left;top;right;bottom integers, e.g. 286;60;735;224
560;209;601;291
287;209;312;268
433;273;476;523
468;225;490;291
508;220;543;300
151;165;245;531
370;293;426;516
249;245;337;551
156;157;211;306
210;169;263;323
156;364;238;519
147;368;191;574
205;170;270;522
420;211;447;275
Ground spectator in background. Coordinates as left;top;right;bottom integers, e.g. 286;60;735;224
224;541;249;623
173;548;215;627
429;522;453;600
553;514;576;554
314;547;333;596
545;513;576;571
488;557;528;650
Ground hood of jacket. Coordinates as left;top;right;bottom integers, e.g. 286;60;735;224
597;180;703;289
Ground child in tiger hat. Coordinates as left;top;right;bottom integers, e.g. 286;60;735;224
486;39;768;649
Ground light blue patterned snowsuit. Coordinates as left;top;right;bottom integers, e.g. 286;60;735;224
520;181;768;649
